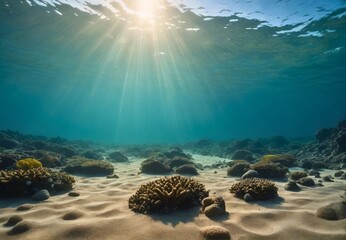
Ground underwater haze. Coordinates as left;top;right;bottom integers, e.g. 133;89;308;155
1;0;346;144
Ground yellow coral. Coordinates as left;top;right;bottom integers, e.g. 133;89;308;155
16;158;42;170
260;154;296;167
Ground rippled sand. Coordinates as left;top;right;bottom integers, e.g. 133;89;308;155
0;155;345;240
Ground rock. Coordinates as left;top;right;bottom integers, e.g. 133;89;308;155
0;137;19;149
0;153;20;170
81;150;103;160
316;202;346;220
336;129;346;153
243;193;254;202
162;149;191;159
168;157;194;168
227;163;250;177
16;205;32;211
106;174;119;179
62;210;84;220
32;189;50;201
315;128;334;142
241;170;259;179
68;191;80;197
202;195;226;218
334;171;344;177
109;151;129;162
64;158;114;176
175;164;198;175
308;169;319;176
284;181;301;191
200;226;231;240
231;150;253;161
140;159;171;174
297;177;315;187
269;136;288;148
4;215;23;227
51;145;77;157
8;222;31;235
340;173;346;180
322;176;334;182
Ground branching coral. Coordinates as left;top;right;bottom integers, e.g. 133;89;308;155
0;167;75;198
128;175;209;214
229;177;278;201
16;158;42;170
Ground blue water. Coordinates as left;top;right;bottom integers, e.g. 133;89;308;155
1;0;346;143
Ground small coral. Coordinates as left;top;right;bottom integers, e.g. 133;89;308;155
16;158;42;170
0;167;75;198
260;154;296;167
229;177;278;201
250;162;288;178
128;175;209;214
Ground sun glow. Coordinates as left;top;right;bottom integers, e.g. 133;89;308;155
122;0;164;24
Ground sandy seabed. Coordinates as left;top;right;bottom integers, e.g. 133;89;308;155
0;155;345;240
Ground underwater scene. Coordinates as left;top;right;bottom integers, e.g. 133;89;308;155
0;0;346;239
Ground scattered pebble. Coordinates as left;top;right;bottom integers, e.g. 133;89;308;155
334;171;344;177
16;205;32;211
200;226;231;240
32;189;50;201
244;193;254;202
62;210;84;220
4;215;23;227
68;191;80;197
106;174;119;179
7;222;31;235
322;176;334;182
284;181;301;191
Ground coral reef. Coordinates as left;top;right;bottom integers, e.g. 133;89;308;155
0;167;75;198
128;175;209;214
16;158;42;170
229;177;278;201
296;120;346;169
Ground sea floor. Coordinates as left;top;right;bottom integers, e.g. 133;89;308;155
0;155;345;240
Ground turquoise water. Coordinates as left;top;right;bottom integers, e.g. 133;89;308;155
1;0;346;143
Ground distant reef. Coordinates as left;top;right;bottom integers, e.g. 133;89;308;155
0;119;345;173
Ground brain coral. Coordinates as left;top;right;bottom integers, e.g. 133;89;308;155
128;175;209;214
16;158;42;170
0;167;75;198
229;177;278;201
